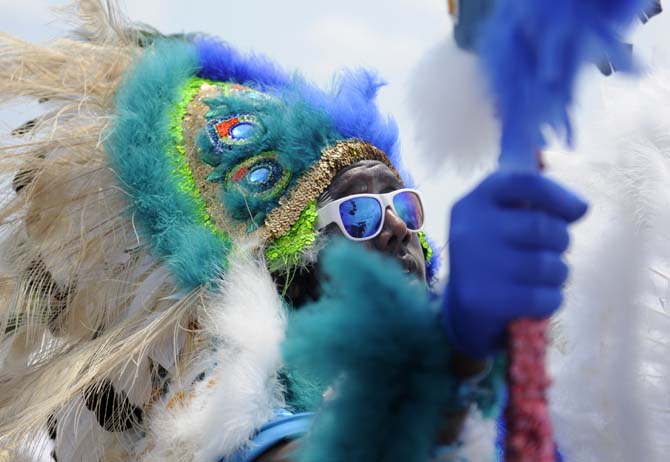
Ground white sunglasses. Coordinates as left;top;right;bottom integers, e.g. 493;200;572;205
316;188;425;241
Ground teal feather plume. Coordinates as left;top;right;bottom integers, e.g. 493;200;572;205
283;241;504;462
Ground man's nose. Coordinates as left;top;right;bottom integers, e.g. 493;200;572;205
374;207;410;250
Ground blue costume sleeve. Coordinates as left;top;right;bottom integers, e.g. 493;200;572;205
221;410;314;462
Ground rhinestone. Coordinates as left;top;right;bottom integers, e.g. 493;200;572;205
230;122;258;140
248;166;272;184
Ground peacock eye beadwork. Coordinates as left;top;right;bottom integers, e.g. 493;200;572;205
206;114;262;153
225;154;291;199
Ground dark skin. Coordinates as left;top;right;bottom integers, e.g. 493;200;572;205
264;160;487;461
323;160;428;281
273;160;426;306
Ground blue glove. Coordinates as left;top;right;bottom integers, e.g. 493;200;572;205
441;171;588;359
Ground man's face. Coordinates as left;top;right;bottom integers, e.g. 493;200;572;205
322;160;427;283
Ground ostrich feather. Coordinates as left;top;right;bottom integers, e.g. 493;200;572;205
548;65;670;462
137;242;286;462
0;2;194;459
408;36;499;174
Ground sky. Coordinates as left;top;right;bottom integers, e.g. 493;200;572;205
1;0;669;250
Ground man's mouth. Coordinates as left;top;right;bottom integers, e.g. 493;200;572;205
401;257;418;275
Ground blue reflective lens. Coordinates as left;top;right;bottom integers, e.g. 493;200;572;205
248;166;272;184
230;122;259;140
392;191;423;230
338;197;382;239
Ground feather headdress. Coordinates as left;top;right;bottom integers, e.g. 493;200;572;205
0;2;438;460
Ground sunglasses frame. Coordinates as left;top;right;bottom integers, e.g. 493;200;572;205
316;188;425;241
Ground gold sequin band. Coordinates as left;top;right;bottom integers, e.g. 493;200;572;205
262;140;403;240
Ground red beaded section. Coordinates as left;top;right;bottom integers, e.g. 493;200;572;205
230;165;249;183
215;117;240;138
505;318;555;462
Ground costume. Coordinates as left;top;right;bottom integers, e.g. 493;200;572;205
0;2;617;462
0;2;456;461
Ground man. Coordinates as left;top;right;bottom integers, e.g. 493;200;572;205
246;158;585;461
0;2;585;461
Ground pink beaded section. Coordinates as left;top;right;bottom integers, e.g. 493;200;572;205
505;318;555;462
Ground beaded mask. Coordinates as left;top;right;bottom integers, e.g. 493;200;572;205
106;38;438;289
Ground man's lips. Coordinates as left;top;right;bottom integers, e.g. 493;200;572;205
399;256;418;275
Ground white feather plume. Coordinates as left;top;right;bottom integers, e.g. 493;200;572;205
548;66;670;462
138;242;287;462
408;36;499;174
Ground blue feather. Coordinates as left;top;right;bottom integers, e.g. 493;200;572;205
194;38;408;185
479;0;653;169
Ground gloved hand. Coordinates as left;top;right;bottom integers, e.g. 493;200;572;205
441;171;588;359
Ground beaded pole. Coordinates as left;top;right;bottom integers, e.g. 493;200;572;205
505;319;554;462
501;153;555;462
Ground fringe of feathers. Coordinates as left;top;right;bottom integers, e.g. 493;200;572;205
0;2;287;461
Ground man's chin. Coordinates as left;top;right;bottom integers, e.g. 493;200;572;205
399;256;427;284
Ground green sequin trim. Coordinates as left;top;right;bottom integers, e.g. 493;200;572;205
265;201;318;272
168;77;223;234
418;231;433;263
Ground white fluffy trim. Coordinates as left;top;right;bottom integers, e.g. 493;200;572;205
455;411;498;462
138;243;287;462
408;36;499;174
547;66;670;462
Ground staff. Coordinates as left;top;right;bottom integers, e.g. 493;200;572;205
450;0;655;460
